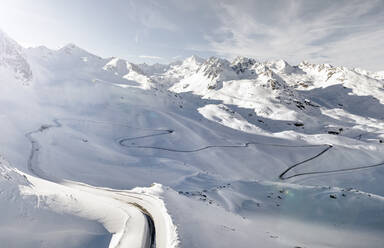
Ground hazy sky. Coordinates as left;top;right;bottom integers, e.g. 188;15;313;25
1;0;383;70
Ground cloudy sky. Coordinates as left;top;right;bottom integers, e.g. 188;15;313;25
1;0;383;70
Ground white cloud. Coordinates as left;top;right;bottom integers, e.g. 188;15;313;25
127;0;179;31
206;0;384;70
1;0;383;70
138;55;163;60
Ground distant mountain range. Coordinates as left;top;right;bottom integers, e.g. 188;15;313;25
1;29;384;248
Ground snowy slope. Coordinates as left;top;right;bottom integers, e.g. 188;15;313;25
0;29;32;82
0;30;384;248
103;57;154;89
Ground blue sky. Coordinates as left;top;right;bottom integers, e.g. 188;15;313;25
1;0;383;70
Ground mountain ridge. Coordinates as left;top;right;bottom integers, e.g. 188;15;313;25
1;29;384;248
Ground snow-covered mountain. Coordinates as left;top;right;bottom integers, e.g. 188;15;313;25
0;30;32;82
1;30;384;248
103;57;154;89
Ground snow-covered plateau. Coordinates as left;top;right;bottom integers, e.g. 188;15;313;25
0;29;383;248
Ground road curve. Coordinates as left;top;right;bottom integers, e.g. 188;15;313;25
116;126;384;180
25;119;157;248
278;145;333;180
24;117;384;247
36;118;384;181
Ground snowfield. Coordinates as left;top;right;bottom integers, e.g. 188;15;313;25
0;29;384;247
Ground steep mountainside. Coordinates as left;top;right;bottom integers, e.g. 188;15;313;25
0;30;32;82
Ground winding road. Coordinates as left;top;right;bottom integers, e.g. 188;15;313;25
25;119;158;248
117;128;384;180
24;118;384;247
28;118;384;183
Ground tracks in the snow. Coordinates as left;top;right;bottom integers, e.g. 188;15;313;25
118;135;324;153
22;117;384;248
278;145;333;180
27;118;384;185
25;119;62;183
25;119;157;248
24;117;384;246
116;124;384;180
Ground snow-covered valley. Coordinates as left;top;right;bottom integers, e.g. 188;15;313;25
1;29;384;247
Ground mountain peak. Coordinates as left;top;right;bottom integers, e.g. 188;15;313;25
103;57;129;76
232;56;256;65
268;59;294;74
202;57;231;69
63;43;77;49
0;29;32;81
59;43;96;57
231;56;257;75
183;55;204;64
0;29;22;50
